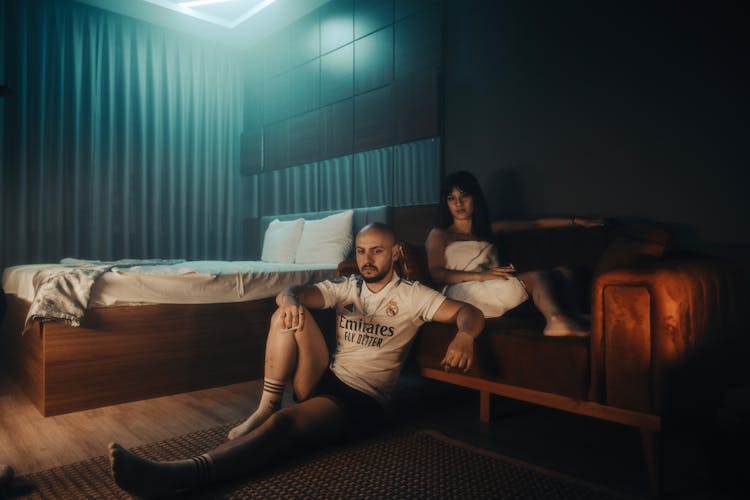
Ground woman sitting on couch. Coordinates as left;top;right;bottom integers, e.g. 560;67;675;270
425;170;602;336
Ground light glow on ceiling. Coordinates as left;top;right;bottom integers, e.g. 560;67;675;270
143;0;278;28
179;0;234;7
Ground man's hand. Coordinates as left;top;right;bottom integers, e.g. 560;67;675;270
278;293;306;332
275;286;326;332
440;331;475;372
432;301;484;372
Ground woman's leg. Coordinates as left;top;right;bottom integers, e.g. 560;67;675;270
550;265;588;322
109;396;346;498
228;306;330;439
519;270;588;337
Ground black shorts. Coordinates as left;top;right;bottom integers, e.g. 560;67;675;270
297;368;386;431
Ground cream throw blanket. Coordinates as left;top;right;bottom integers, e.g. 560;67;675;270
24;258;184;331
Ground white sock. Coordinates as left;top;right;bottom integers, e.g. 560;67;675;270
228;378;285;440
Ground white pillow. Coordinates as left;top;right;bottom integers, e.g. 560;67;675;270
261;218;305;263
295;210;354;265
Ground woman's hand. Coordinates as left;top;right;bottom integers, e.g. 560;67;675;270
479;265;516;281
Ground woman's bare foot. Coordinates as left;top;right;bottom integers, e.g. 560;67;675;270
543;314;589;337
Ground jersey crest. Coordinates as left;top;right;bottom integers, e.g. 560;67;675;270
385;300;399;317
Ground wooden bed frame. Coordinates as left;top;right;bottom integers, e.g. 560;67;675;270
2;294;278;416
0;204;431;417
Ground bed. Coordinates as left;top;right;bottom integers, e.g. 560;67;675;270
1;206;391;416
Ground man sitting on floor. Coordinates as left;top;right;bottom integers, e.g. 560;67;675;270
108;222;484;498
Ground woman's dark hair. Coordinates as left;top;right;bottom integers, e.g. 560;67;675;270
436;171;492;241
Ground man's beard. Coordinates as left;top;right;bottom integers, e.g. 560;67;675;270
360;263;392;283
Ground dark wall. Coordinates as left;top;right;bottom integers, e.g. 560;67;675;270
241;0;442;173
237;0;444;258
443;0;749;267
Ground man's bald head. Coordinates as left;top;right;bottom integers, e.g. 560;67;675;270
355;223;399;286
356;222;396;245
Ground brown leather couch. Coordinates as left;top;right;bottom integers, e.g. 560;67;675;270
337;220;746;495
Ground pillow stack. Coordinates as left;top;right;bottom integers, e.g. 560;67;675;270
261;218;305;263
261;210;354;265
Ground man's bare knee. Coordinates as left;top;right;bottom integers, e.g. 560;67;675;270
270;307;286;330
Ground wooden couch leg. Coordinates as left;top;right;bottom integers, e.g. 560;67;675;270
480;390;491;423
640;427;661;498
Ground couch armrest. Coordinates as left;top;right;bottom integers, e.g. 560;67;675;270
589;257;745;414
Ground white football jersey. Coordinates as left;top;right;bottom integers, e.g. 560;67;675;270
315;272;446;403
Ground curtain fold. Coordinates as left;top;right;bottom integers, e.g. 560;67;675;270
260;162;320;215
253;137;440;218
393;137;441;206
1;0;244;269
317;155;354;211
353;146;393;208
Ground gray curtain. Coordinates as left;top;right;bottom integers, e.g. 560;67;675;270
393;137;441;206
1;0;244;269
255;137;440;217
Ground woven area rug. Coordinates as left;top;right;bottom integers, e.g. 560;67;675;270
10;422;632;499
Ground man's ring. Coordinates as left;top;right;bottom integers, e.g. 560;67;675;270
298;311;304;315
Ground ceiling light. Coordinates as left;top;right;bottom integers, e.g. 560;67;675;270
143;0;278;28
179;0;233;8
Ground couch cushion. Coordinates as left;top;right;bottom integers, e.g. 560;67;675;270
413;319;590;400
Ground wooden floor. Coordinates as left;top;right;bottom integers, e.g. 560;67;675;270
0;376;292;475
0;371;741;499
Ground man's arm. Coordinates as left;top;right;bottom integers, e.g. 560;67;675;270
275;285;327;331
430;299;485;372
